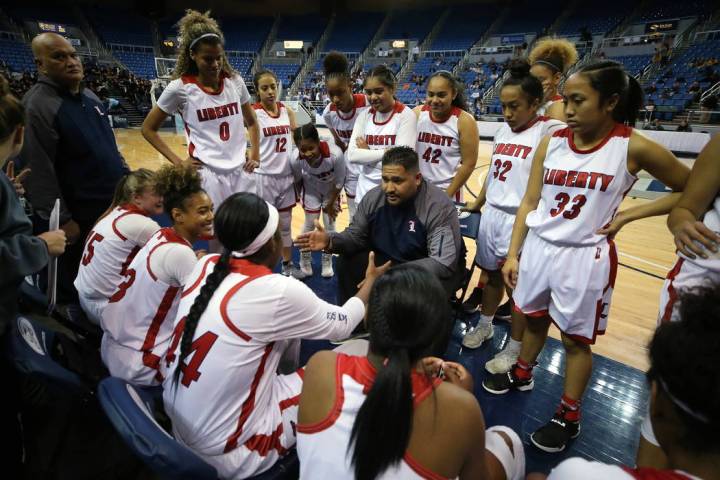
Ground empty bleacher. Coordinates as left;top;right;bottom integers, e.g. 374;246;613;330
429;7;498;51
86;7;153;46
324;12;384;53
0;37;35;72
383;8;443;43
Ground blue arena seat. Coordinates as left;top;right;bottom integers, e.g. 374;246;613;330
98;377;300;480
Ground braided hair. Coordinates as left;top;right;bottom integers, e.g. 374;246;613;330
349;264;451;480
172;193;276;387
292;123;320;145
365;64;397;90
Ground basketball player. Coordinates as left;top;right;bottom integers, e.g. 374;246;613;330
291;124;345;279
251;69;299;276
141;10;259;230
462;61;565;377
637;134;720;468
322;51;370;221
100;164;212;386
482;61;690;453
529;38;578;121
162;193;389;479
74;169;162;324
298;264;525;480
529;285;720;480
348;64;417;204
414;70;478;202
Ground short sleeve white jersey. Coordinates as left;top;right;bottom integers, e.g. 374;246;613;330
253;102;293;176
293;141;346;192
101;228;195;379
485;116;566;213
546;457;700;480
161;257;365;456
526;124;637;246
75;204;159;300
537;94;564;117
322;94;369;151
156;74;251;172
416;105;463;190
680;196;720;272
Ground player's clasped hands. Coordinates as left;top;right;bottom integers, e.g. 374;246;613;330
673;219;720;260
421;357;474;392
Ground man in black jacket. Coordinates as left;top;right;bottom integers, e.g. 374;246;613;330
19;33;128;303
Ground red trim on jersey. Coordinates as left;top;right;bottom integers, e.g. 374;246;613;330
141;285;180;373
253;101;284;119
319;140;331;158
331;94;367;120
297;353;347;434
219;260;272;340
146;228;192;282
278;394;300;411
558;123;633;155
120;246;141;276
512;115;548;133
224;343;275;452
278;203;296;212
243;424;288;457
404;453;449;480
661;258;684;323
424;105;462;124
621;466;694;480
551;94;564;102
371;100;405;125
180;73;228;96
514;304;549;318
181;255;220;298
111;204;150;241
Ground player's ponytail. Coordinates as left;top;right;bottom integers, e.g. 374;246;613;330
428;70;468;111
173;9;234;79
349;264;450;480
647;284;720;453
579;60;644;125
292;123;320;146
323;51;351;84
502;58;544;106
172;193;276;389
110;168;157;208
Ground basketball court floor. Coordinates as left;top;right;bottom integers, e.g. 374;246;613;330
116;126;682;472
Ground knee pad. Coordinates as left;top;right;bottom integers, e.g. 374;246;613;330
485;426;525;480
279;209;292;247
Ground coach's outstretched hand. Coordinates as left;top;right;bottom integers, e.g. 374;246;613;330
294;219;329;252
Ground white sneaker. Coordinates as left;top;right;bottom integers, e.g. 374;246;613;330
461;322;493;349
321;253;334;278
282;262;306;279
300;251;313;277
485;346;518;374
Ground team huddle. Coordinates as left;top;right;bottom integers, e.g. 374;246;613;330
8;7;718;480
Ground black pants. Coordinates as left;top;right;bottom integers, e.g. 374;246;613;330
336;250;465;305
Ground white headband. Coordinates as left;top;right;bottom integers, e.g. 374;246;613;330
230;202;279;258
189;33;221;51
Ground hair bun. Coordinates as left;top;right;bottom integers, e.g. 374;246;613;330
323;51;349;75
508;58;532;78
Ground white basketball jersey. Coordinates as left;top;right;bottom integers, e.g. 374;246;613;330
323;94;370;179
546;457;698;480
357;101;410;198
163;256;363;457
537;94;564;117
681;195;720;271
297;354;444;480
322;94;369;151
75;205;158;300
294;141;345;192
254;102;293;176
157;74;251;172
486;116;565;213
416;105;463;190
526;124;637;246
101;228;190;378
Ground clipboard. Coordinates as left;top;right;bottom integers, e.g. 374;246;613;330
47;198;60;313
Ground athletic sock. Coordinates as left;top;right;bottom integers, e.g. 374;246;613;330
558;394;581;422
512;358;534;381
477;314;494;327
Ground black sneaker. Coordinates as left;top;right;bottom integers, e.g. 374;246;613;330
462;286;484;313
530;411;581;453
482;366;534;394
495;299;512;321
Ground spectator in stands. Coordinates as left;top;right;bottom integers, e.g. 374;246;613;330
20;32;128;304
672;81;681;93
646;83;657;94
295;146;463;304
676;119;692;132
645;118;665;131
